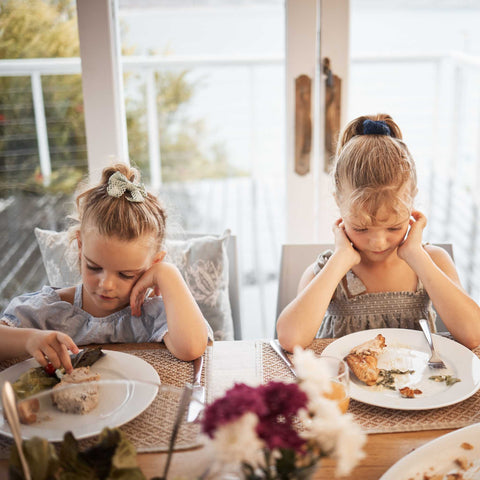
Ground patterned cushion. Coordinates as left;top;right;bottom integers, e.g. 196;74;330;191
34;228;234;341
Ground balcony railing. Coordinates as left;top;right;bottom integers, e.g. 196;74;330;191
1;51;480;337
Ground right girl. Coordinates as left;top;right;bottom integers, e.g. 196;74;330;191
2;164;210;361
276;114;480;351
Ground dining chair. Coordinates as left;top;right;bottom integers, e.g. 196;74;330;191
274;243;454;337
274;243;332;338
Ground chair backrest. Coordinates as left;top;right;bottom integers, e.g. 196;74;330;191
431;243;454;332
275;242;454;335
179;232;242;340
226;235;242;340
275;244;333;330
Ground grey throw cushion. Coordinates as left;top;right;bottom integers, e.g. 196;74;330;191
34;227;233;340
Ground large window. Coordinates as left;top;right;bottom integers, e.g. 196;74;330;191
350;0;480;302
117;0;286;338
0;0;85;309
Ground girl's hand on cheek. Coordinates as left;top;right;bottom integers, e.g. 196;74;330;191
333;219;361;266
129;260;166;316
397;210;427;261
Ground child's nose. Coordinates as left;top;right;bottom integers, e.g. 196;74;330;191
369;233;388;250
99;273;115;290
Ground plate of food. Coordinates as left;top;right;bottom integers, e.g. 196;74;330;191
380;422;480;479
322;328;480;410
0;349;160;441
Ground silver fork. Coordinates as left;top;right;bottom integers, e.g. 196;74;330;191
419;319;446;369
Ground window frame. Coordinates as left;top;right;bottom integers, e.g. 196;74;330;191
76;0;350;239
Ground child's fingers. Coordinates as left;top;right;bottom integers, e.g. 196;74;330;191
42;344;62;370
333;218;344;229
408;211;427;234
56;332;79;355
32;350;48;368
57;343;74;373
130;287;145;316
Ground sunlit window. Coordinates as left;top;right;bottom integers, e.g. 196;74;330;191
350;0;480;301
118;0;286;338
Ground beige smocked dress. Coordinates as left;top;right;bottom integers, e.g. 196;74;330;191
313;250;437;338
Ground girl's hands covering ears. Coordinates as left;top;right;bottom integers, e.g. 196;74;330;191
397;210;427;261
333;218;361;267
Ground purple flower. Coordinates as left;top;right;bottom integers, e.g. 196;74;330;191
258;382;308;417
256;382;308;452
256;420;306;451
202;383;266;438
202;381;309;453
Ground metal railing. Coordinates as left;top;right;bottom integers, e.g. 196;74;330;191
0;55;283;189
1;51;480;329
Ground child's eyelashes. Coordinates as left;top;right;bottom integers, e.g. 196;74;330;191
86;264;135;280
87;264;101;272
120;273;135;279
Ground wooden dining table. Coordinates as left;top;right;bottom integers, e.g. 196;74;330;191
1;338;479;479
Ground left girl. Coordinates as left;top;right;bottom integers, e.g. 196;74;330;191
2;164;210;361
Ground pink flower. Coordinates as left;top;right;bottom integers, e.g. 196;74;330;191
256;382;308;452
202;383;266;437
203;381;308;453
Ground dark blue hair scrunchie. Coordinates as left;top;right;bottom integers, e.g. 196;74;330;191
362;119;391;136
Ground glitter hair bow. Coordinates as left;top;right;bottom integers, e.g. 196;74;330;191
106;171;147;202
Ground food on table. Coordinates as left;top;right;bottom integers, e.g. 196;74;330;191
344;334;386;386
429;374;461;386
399;386;422;398
52;366;100;414
376;368;415;390
345;353;379;386
17;398;40;425
11;347;105;423
349;333;386;356
12;347;104;399
416;443;480;479
12;366;60;401
70;347;105;369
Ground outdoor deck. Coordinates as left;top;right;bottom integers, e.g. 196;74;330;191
0;193;71;311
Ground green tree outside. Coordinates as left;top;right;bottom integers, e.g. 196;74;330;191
0;0;243;195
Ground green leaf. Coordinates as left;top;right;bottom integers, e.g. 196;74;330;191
73;428;145;480
58;432;98;480
9;436;60;480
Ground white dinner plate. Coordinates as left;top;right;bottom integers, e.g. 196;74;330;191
380;422;480;479
322;328;480;410
0;350;160;441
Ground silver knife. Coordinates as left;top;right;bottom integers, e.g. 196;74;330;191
186;355;205;422
269;339;297;377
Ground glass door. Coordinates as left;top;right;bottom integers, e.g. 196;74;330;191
117;0;286;338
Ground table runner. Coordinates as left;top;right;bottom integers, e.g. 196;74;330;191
261;339;480;434
0;344;210;459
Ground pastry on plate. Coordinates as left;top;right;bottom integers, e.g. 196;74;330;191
52;366;100;414
344;334;386;386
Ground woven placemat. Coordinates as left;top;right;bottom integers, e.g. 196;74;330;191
0;345;211;459
261;339;480;434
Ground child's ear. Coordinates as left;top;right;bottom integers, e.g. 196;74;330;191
76;231;82;251
153;251;166;263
